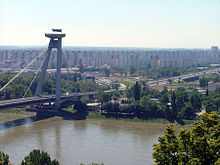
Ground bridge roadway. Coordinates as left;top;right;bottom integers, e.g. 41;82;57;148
0;92;98;110
147;67;220;86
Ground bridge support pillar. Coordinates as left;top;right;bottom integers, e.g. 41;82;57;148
35;29;65;110
55;37;62;109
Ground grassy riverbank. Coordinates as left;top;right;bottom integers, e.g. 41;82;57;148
0;108;25;113
86;111;194;125
0;108;195;125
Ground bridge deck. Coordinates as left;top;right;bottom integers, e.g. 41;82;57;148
0;92;97;110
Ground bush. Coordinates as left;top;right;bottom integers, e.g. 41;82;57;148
0;151;11;165
21;149;59;165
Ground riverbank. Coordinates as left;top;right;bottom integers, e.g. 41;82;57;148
85;111;194;125
0;108;35;115
0;108;195;125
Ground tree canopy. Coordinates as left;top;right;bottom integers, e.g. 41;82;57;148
153;112;220;165
0;151;11;165
21;149;59;165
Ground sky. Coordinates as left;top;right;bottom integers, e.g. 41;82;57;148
0;0;220;48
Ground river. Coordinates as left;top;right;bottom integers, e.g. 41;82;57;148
0;113;185;165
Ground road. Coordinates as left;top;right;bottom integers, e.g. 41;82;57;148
0;92;97;110
147;67;220;87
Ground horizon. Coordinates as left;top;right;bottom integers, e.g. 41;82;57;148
0;44;215;50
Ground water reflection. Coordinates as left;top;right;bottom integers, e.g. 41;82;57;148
0;116;36;131
55;125;61;160
0;113;188;165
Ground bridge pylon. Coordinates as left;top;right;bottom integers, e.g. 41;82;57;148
35;29;66;110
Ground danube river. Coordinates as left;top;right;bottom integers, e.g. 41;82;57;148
0;113;185;165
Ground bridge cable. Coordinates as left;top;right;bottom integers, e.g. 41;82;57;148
0;44;48;76
0;45;48;76
0;48;47;92
23;49;50;98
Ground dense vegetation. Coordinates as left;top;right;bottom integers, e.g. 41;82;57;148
98;82;203;122
21;150;59;165
113;66;202;79
97;80;220;123
0;73;109;100
153;112;220;165
0;149;104;165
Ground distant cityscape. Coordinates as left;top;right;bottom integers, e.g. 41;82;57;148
0;46;219;69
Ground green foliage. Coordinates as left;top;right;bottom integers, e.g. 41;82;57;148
111;91;120;101
21;149;59;165
125;82;142;101
120;82;205;120
175;88;189;113
159;93;169;104
103;68;110;77
133;82;141;101
13;84;26;98
153;112;220;165
139;66;196;79
0;151;11;165
204;96;220;114
96;92;112;104
129;66;136;75
74;100;87;113
0;74;108;100
189;90;202;113
179;102;195;120
101;102;120;113
139;96;159;118
199;76;209;88
171;92;177;117
42;79;54;94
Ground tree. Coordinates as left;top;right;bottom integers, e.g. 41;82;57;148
189;91;202;113
42;79;53;94
13;84;26;98
171;92;177;117
140;95;158;118
74;100;87;113
96;92;112;104
153;112;220;165
0;151;11;165
199;77;209;88
4;86;13;100
21;149;59;165
129;66;136;75
175;87;189;114
76;83;81;92
101;102;119;114
179;102;195;119
133;82;141;101
159;93;169;105
103;68;110;77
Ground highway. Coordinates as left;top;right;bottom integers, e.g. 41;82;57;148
147;67;220;86
0;66;219;110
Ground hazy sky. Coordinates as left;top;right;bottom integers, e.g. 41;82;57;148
0;0;220;48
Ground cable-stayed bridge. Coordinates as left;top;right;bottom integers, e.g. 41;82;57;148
0;29;99;112
0;92;97;110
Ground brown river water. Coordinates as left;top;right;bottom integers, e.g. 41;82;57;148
0;113;187;165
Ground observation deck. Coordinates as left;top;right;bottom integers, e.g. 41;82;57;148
45;29;65;39
45;32;66;39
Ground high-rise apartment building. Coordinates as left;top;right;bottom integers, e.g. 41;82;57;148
0;46;219;69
